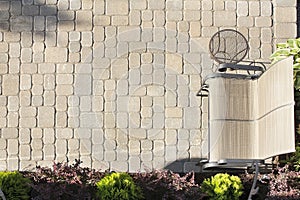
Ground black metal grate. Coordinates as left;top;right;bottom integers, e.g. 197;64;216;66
209;29;249;64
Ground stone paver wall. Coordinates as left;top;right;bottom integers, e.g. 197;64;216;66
0;0;296;172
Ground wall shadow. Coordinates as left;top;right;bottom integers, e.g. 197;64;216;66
0;0;87;37
164;158;207;173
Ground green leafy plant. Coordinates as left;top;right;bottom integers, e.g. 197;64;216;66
96;172;144;200
201;173;243;200
287;146;300;171
0;171;31;200
270;38;300;90
271;41;300;171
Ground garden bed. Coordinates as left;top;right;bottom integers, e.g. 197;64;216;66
1;160;299;200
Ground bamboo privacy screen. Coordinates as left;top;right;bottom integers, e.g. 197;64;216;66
206;57;295;162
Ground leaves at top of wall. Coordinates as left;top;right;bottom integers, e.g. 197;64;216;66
270;38;300;90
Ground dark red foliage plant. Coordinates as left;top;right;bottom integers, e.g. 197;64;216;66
25;159;104;200
267;165;300;199
30;159;104;185
132;169;205;200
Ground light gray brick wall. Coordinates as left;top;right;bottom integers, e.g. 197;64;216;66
0;0;296;172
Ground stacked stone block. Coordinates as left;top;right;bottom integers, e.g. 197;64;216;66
0;0;296;172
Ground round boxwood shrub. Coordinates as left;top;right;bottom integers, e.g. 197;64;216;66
201;173;243;200
0;171;31;200
96;172;144;200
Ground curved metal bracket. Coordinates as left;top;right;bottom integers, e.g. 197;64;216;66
196;84;209;97
0;188;6;200
248;160;260;200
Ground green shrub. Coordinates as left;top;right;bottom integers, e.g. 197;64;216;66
96;172;144;200
271;40;300;170
201;173;243;200
270;38;300;90
0;171;31;200
286;146;300;171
